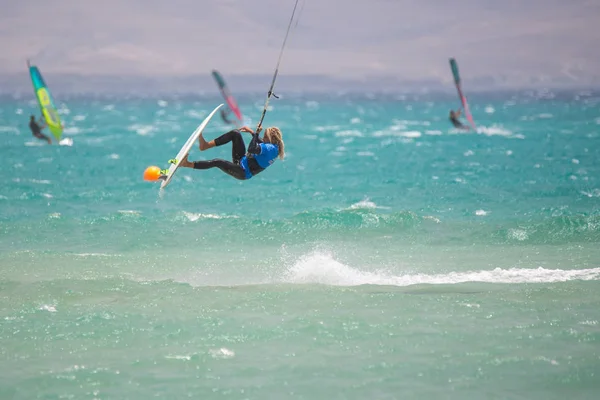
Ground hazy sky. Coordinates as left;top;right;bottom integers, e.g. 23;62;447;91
2;0;600;86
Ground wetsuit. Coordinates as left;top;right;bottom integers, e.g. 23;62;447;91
29;119;50;142
449;112;466;129
220;109;234;125
192;130;279;180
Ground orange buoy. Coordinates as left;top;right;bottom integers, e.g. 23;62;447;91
143;166;161;181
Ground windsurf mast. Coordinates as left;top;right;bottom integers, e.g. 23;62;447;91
255;0;302;132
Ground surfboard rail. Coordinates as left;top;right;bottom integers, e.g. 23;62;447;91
160;104;224;190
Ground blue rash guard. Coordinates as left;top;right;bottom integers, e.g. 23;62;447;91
240;133;279;179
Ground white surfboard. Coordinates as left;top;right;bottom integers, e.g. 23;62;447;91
160;103;223;190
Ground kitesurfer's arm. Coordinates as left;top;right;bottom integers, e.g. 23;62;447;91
240;126;264;155
239;126;254;134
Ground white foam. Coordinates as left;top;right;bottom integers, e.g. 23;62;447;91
508;229;528;241
73;253;119;257
128;124;155;136
401;131;421;138
477;126;517;138
346;199;379;210
464;150;475;157
182;211;238;222
209;348;235;359
108;154;120;159
31;179;51;184
335;130;363;137
166;355;192;361
0;126;18;134
118;210;141;215
485;106;495;114
581;189;600;198
39;304;57;313
283;251;600;287
538;113;553;119
425;130;443;136
314;125;342;132
393;119;430;127
475;209;488;216
63;127;81;135
59;138;74;147
184;110;206;119
372;130;421;138
350;117;361;124
357;151;375;157
73;115;86;122
157;100;168;107
42;193;53;199
284;252;382;286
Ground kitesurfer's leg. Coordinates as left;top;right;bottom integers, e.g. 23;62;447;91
179;154;246;180
202;130;247;164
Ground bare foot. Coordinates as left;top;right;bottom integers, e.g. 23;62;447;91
199;133;216;151
199;134;210;151
180;154;193;168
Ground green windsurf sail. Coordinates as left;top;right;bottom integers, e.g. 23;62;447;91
28;60;63;141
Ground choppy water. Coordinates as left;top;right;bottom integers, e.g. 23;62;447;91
1;90;599;399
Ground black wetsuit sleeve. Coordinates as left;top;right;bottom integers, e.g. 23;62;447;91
30;121;41;134
247;133;263;155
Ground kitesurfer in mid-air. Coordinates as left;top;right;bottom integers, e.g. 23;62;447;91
177;125;285;180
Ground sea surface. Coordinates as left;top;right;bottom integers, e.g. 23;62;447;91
1;89;599;399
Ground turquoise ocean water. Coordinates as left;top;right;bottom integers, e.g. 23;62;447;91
1;90;599;399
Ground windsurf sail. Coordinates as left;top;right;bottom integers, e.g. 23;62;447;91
212;70;243;126
27;60;63;141
449;58;476;130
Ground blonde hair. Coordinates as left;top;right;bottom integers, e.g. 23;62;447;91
265;127;285;160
